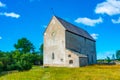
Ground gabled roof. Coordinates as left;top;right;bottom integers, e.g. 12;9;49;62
55;16;95;41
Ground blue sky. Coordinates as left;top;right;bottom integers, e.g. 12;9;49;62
0;0;120;59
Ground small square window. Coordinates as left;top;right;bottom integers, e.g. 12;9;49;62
68;54;71;57
69;60;73;64
61;59;63;62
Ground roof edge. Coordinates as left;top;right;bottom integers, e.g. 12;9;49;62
66;49;87;57
54;16;95;41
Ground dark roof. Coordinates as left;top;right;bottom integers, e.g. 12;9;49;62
55;16;95;41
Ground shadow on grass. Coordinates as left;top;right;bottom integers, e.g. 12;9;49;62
0;70;18;77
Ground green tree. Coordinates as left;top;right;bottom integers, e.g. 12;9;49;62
39;44;43;64
39;43;43;54
0;61;3;73
39;54;43;65
0;50;4;57
11;50;21;63
20;53;33;63
106;56;111;64
112;54;115;61
14;38;35;53
16;60;32;71
116;50;120;60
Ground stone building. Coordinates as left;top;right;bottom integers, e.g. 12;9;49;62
43;16;96;67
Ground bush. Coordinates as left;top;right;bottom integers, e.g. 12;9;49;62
16;60;32;71
0;61;3;73
0;50;42;72
6;64;18;71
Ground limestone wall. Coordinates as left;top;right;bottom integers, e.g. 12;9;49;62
44;16;96;67
65;49;79;67
44;17;66;67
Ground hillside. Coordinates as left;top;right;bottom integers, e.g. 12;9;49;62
0;65;120;80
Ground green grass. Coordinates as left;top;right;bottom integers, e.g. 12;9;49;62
1;65;120;80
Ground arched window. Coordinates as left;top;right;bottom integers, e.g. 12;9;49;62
52;53;54;59
69;60;73;64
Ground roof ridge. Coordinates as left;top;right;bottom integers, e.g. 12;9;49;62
54;16;95;41
55;16;86;31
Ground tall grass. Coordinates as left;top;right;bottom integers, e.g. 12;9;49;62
0;65;120;80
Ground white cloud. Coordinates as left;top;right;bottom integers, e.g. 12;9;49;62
0;1;6;7
95;0;120;16
112;17;120;24
75;17;103;26
0;36;2;40
0;2;20;19
91;33;99;40
0;12;20;18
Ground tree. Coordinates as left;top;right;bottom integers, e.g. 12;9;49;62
39;43;43;54
12;50;21;63
0;50;34;72
0;51;6;59
16;60;32;71
39;44;43;64
106;56;111;64
112;54;115;61
0;61;3;73
116;50;120;60
14;38;35;53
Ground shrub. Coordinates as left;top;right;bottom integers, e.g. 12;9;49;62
0;61;3;73
6;64;18;71
16;60;32;71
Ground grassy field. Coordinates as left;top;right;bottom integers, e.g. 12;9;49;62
0;65;120;80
